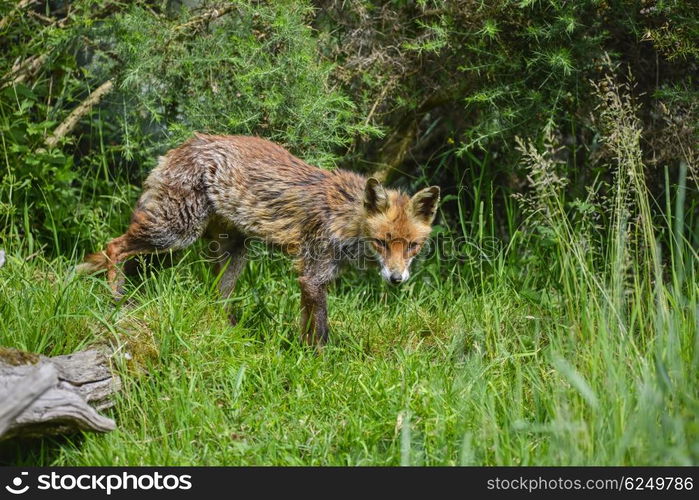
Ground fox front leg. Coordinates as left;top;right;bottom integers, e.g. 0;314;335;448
298;275;330;347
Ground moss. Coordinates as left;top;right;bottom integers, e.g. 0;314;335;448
0;347;40;366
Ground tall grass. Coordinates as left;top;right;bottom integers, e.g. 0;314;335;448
1;74;697;465
508;71;698;465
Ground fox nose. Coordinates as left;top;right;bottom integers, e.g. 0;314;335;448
389;272;403;285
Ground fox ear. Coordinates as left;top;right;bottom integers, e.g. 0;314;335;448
410;186;440;224
364;177;388;213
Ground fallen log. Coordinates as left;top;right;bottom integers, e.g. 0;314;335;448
0;347;120;440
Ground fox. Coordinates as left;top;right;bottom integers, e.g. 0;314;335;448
77;134;440;346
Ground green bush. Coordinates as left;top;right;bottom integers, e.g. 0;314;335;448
0;0;377;253
0;0;696;255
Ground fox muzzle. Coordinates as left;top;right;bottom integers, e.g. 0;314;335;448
381;266;410;285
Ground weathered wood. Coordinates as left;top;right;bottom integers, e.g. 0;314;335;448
0;364;57;437
0;347;120;440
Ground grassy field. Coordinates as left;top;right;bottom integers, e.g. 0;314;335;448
1;75;697;468
1;166;697;465
1;0;697;468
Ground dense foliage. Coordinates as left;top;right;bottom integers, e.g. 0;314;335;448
1;0;697;252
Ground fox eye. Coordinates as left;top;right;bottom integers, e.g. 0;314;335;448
408;242;419;252
374;239;389;249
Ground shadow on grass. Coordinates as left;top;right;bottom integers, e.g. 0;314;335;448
0;434;85;466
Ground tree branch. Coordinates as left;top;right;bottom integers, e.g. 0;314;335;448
45;80;114;149
0;0;38;31
1;53;48;89
174;4;237;33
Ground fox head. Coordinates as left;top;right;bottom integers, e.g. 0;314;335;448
361;178;440;285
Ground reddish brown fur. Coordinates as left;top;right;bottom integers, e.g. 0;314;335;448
78;134;440;347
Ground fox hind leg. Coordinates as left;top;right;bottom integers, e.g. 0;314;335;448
207;227;247;325
103;203;210;299
104;231;154;299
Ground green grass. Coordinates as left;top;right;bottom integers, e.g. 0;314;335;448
1;0;697;467
0;68;696;466
1;218;696;465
